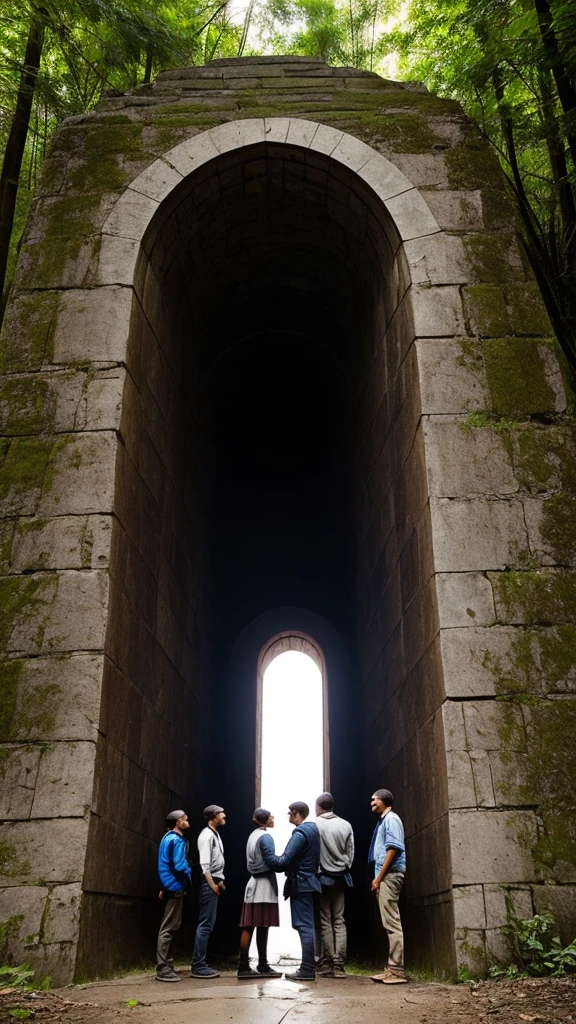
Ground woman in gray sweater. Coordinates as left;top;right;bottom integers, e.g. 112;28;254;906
237;808;282;979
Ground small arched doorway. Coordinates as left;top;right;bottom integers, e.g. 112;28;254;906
256;631;329;959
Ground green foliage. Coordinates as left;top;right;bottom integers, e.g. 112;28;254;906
489;910;576;979
126;999;139;1007
0;964;34;988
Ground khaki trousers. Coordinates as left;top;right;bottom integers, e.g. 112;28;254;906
377;872;404;968
319;881;347;967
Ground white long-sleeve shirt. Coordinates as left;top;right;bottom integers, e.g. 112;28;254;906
197;826;225;879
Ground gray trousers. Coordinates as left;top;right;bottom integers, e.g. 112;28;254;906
378;872;404;968
156;891;184;972
319;881;347;967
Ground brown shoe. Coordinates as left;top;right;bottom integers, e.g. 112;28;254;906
371;969;407;984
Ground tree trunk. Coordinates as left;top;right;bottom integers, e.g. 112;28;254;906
533;0;576;168
0;6;47;312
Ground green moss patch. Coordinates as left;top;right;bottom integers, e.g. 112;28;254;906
0;377;55;436
0;577;52;654
484;338;557;416
0;658;61;739
0;437;70;514
492;569;576;625
446;138;503;191
0;291;60;373
463;234;523;284
463;286;511;338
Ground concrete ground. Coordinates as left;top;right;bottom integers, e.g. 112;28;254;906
62;969;474;1024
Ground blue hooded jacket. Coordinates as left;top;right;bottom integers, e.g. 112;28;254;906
158;831;192;893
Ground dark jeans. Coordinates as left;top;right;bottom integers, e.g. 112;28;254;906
192;878;220;968
291;893;315;974
156;891;184;973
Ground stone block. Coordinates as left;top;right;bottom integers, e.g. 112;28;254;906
506;283;553;336
0;885;47;956
450;809;536;884
470;749;496;806
129;158;183;203
0;817;89;885
10;515;112;572
263;117;291;143
385;189;440;240
82;368;125;431
411;285;465;337
309;123;344;155
455;928;486;972
532;885;576;945
164;131;220;177
7;569;109;655
436;572;496;627
31;741;96;818
490;568;576;626
442;700;467;750
43;882;82;944
330;132;375;171
404;813;452;899
286;118;318;148
97;235;139;286
53;286;133;364
1;653;102;743
391;153;449;188
440;626;522;698
38;431;118;516
421;190;483;230
0;289;61;373
424;417;517;497
103;189;159;243
430;497;529;572
484;884;532;929
404;234;468;286
453;884;486;929
484;338;566;416
464;700;522;751
209;118;266;152
463;285;511;337
416;338;490;414
446;749;477;808
357;154;412;201
0;745;41;818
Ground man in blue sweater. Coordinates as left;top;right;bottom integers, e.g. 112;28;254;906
156;810;192;982
260;800;321;981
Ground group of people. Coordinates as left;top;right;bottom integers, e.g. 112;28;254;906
155;788;407;985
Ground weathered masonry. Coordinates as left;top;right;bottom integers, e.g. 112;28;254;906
1;56;575;984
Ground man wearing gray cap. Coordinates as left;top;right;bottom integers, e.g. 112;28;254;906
156;810;191;982
191;804;226;979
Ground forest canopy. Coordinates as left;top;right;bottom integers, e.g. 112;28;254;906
0;0;575;375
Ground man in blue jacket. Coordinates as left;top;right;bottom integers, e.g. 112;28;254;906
260;801;321;981
156;810;192;982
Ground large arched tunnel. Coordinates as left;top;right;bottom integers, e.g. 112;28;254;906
81;140;449;974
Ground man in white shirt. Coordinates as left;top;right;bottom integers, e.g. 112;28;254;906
190;804;226;979
315;792;354;978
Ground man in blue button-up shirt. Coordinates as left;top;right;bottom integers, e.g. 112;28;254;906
368;789;407;984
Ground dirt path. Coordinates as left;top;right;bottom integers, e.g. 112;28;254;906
1;971;574;1024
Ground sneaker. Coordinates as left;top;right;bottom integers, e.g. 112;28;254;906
286;969;316;981
332;965;347;978
155;971;181;982
237;966;261;979
257;965;282;978
316;962;333;977
371;968;407;984
190;966;220;979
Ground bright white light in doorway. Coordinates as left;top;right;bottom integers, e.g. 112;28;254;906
258;649;324;961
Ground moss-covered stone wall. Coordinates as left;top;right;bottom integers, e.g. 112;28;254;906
1;54;574;982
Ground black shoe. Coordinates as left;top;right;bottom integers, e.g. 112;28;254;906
257;965;282;978
237;966;260;979
155;971;181;982
316;962;333;977
286;969;316;981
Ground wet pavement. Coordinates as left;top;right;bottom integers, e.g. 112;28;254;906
64;970;471;1024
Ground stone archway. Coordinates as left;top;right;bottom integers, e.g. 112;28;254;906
1;60;575;984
